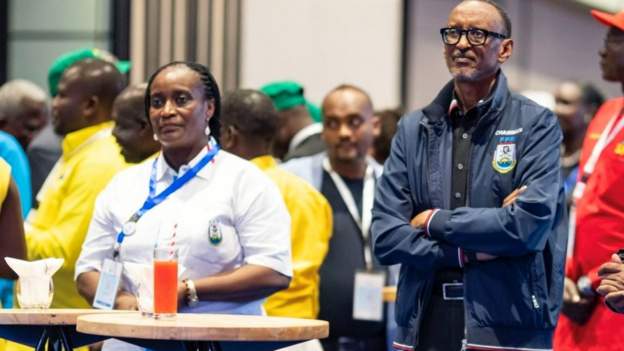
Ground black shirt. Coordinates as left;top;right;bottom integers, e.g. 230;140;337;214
449;100;480;210
318;170;385;339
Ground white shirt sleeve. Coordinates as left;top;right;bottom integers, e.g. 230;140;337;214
233;166;292;278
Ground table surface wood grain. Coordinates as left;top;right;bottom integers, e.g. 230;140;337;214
77;312;329;341
0;309;124;325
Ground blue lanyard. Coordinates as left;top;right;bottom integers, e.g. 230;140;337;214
112;144;220;257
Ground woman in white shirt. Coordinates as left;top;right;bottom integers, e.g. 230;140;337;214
75;62;292;322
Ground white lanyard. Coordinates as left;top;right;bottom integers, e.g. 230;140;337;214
573;109;624;200
322;157;376;270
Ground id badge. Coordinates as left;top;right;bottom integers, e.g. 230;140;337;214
93;258;123;309
353;270;385;322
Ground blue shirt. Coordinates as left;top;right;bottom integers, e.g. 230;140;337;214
0;130;32;216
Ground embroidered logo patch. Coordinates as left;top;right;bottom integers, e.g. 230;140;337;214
208;220;223;245
492;137;516;174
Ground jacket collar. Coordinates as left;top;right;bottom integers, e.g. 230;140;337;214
422;70;510;129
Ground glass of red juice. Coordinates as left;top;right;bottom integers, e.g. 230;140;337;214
153;247;178;318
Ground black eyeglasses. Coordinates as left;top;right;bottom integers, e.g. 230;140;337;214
440;27;507;46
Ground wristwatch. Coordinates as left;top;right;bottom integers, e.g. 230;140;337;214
577;275;596;298
184;279;199;307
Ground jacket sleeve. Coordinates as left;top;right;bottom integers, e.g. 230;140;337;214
372;118;462;269
428;109;564;256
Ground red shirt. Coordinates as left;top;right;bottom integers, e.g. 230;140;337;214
554;98;624;351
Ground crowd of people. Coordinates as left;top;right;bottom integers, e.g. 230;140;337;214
3;0;624;351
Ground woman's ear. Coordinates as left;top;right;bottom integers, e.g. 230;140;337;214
205;99;216;120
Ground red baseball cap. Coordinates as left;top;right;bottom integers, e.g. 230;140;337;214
591;9;624;31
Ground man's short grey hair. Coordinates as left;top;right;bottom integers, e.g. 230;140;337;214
0;79;48;122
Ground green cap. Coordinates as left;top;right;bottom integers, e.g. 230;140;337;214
260;81;307;111
305;101;322;122
47;48;131;96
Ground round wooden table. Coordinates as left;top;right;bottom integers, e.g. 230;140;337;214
77;312;329;351
0;308;125;351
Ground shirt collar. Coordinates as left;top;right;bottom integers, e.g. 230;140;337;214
288;123;323;152
61;122;113;160
154;145;213;182
448;90;493;117
250;155;278;171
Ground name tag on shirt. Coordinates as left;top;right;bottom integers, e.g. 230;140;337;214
353;270;385;322
93;258;123;310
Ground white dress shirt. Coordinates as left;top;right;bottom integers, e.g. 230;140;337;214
75;147;292;316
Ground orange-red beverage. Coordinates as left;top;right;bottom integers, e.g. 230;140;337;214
153;259;178;315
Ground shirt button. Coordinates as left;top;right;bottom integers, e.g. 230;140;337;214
457;163;464;170
462;133;469;140
454;192;462;199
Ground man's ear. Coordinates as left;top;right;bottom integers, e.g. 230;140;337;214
497;38;514;64
371;115;381;138
220;125;238;150
82;96;99;119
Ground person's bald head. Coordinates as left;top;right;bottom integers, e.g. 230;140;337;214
52;58;126;135
112;83;159;163
321;84;378;165
220;89;279;159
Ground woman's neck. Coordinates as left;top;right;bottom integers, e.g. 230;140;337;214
162;142;207;172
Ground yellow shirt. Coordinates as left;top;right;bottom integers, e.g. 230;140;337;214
252;156;332;318
25;122;127;309
0;159;10;208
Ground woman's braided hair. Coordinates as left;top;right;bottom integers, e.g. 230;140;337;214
145;61;222;143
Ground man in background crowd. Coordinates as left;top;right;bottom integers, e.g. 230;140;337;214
28;48;131;206
111;83;159;164
220;88;333;351
20;58;127;313
283;84;386;351
261;81;325;161
552;81;603;205
370;109;402;165
554;8;624;351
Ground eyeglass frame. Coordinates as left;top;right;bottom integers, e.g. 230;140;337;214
439;27;507;46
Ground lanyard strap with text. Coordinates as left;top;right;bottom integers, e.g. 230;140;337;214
573;108;624;201
112;144;220;257
322;157;376;270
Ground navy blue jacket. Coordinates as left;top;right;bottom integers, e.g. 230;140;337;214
371;73;567;351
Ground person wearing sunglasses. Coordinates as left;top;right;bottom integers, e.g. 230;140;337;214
372;1;566;350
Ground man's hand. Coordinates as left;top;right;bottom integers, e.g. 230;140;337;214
502;185;527;208
563;277;581;303
561;276;596;324
598;254;624;313
410;210;432;229
597;254;624;295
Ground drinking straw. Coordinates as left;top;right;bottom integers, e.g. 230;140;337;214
169;223;177;259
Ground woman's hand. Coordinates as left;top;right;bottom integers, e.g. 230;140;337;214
114;291;138;310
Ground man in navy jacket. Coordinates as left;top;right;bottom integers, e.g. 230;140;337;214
371;1;566;350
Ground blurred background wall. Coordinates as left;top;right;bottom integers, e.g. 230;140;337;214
0;0;621;111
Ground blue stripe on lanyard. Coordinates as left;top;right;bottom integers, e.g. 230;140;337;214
113;144;220;250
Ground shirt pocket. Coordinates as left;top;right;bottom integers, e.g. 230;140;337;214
179;204;242;266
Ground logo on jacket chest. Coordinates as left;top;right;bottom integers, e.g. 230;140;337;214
492;136;516;174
